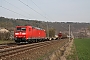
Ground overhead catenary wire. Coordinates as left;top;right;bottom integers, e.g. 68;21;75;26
0;6;31;19
60;24;69;31
30;0;46;16
1;0;53;21
3;0;35;18
30;0;55;21
18;0;50;20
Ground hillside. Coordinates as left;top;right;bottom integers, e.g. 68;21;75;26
0;17;46;30
0;17;90;37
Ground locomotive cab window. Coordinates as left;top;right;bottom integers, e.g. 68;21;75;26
21;28;26;31
17;27;26;31
17;27;21;31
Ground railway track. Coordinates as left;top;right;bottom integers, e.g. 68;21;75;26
0;43;26;49
0;41;56;58
0;40;61;59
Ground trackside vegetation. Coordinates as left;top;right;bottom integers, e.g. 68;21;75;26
74;38;90;60
0;40;14;44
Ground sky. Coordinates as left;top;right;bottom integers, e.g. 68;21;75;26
0;0;90;22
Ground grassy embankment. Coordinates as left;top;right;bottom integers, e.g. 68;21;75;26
74;38;90;60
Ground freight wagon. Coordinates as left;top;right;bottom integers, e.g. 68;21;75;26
58;32;67;39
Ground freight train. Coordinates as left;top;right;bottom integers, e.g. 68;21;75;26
14;25;68;43
14;25;46;43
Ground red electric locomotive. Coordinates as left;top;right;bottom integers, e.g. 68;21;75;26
14;25;46;43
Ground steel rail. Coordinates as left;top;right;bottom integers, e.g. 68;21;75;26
0;40;57;58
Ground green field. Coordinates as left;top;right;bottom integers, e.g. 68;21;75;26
74;38;90;60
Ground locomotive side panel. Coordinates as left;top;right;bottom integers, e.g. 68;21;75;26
42;30;46;38
26;26;32;40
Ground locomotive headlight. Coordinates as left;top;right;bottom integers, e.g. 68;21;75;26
15;33;19;35
22;33;26;35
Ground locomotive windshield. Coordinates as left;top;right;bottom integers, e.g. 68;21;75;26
17;27;26;31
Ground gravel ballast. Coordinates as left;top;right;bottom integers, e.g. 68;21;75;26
2;39;69;60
